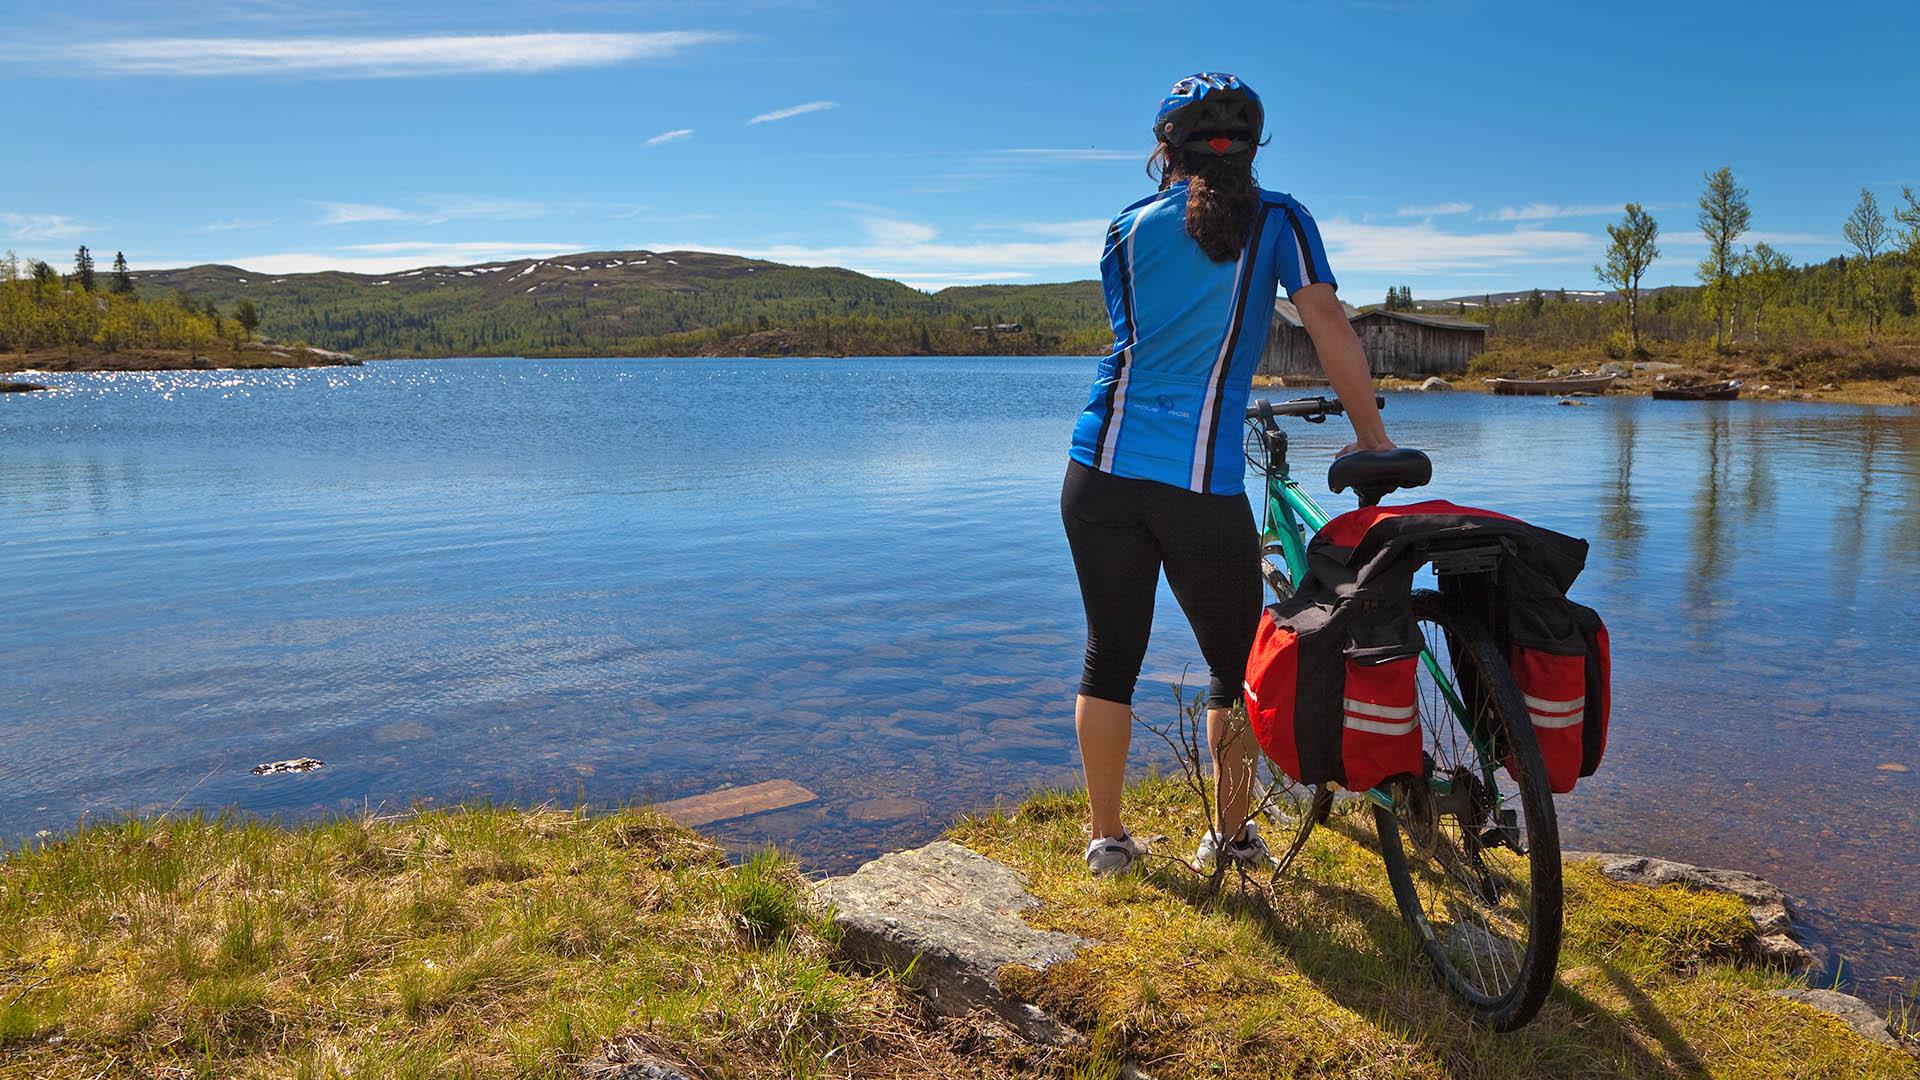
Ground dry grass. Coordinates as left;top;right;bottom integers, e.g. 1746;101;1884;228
0;806;1004;1079
948;772;1920;1079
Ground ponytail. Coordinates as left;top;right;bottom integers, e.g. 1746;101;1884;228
1148;143;1261;263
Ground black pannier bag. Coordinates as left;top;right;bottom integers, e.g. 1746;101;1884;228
1245;500;1610;794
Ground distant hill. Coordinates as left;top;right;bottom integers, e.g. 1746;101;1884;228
132;251;1111;359
1415;286;1693;309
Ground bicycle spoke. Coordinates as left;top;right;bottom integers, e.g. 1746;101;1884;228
1383;609;1545;1006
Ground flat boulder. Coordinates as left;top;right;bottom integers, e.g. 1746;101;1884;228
1633;360;1684;373
1769;988;1902;1048
813;840;1089;1045
1419;376;1453;392
1567;851;1816;973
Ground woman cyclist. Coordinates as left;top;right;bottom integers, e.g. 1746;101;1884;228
1065;73;1394;875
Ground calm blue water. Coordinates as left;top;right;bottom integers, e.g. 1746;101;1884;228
2;357;1916;988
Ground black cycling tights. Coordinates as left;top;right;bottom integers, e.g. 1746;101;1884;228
1061;459;1261;709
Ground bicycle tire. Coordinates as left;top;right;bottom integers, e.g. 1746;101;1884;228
1374;589;1563;1031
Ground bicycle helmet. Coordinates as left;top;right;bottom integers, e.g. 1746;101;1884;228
1154;72;1263;156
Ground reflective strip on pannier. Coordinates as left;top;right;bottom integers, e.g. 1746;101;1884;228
1508;646;1586;793
1338;655;1422;792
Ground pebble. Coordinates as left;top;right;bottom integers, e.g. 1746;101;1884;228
1876;763;1908;773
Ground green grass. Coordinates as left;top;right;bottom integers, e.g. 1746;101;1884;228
947;774;1920;1079
2;791;1912;1078
0;807;990;1078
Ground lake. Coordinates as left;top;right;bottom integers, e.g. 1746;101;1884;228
2;356;1915;993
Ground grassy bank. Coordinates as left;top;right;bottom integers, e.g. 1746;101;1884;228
0;343;359;375
1446;337;1920;407
2;789;1914;1078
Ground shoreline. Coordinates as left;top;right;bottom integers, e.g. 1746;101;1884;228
9;347;1909;408
0;342;361;375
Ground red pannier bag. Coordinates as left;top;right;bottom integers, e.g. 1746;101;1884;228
1504;571;1612;793
1244;606;1424;793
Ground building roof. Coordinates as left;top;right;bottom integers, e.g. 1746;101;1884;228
1272;297;1361;327
1351;308;1487;333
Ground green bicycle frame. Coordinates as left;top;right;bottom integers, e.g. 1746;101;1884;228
1253;445;1489;808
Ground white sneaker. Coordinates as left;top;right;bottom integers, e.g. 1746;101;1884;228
1193;821;1273;872
1085;832;1148;877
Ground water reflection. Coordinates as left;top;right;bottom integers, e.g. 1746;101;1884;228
1601;408;1644;565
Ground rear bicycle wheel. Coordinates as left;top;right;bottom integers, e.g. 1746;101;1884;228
1374;589;1562;1031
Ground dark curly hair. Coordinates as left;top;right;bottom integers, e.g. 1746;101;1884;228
1148;143;1261;263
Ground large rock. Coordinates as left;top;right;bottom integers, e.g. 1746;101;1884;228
813;840;1089;1045
1597;362;1631;377
1770;988;1902;1049
1633;360;1684;373
1419;376;1453;392
1567;851;1816;973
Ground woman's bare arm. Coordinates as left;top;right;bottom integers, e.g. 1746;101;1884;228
1293;282;1393;454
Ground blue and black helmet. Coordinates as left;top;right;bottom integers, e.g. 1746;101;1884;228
1154;72;1263;156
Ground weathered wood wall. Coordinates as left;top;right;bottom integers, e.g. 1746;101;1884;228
1350;313;1483;374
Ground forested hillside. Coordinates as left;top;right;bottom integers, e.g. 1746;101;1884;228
129;251;1112;358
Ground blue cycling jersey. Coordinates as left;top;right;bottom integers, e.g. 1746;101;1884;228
1069;183;1337;495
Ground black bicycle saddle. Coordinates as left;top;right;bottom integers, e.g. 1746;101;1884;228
1327;448;1433;501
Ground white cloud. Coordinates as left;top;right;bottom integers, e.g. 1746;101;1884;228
1395;201;1472;217
646;128;694;146
990;148;1141;162
747;100;838;124
976;219;1108;240
1660;230;1841;250
1;212;103;241
316;202;413;225
634;218;1102;290
1317;218;1597;273
201;217;277;232
1480;203;1620;222
69;31;728;77
217;241;585;275
858;217;939;245
316;196;548;226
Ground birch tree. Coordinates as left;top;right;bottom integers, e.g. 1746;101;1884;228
1696;167;1750;351
1596;203;1660;352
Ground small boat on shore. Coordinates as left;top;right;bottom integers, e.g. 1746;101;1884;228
1651;379;1742;401
1484;373;1621;397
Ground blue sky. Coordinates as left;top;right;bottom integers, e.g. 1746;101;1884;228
4;0;1915;297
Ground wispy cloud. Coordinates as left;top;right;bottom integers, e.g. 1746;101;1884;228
748;100;838;124
635;218;1103;291
1396;201;1473;217
646;128;694;146
976;219;1108;240
1;212;103;241
990;148;1141;162
1480;203;1620;222
315;196;548;226
66;31;728;77
1659;230;1841;250
201;216;277;232
219;241;586;275
1318;218;1597;273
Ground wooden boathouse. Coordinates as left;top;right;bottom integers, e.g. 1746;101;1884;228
1261;302;1485;377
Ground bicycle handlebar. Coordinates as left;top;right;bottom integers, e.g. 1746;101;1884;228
1244;395;1386;421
